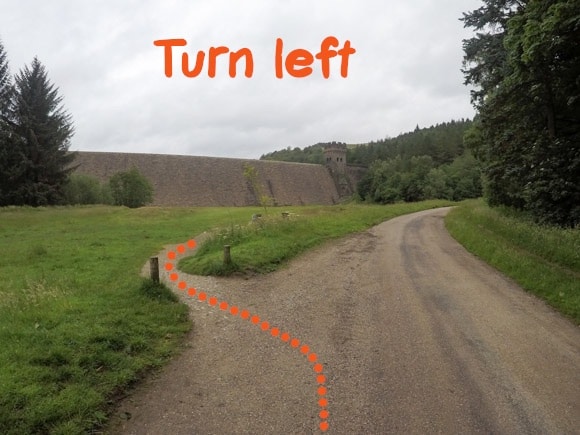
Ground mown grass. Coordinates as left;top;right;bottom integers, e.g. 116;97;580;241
0;201;452;433
445;199;580;324
0;205;276;434
179;200;454;276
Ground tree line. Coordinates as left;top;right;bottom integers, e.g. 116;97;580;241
261;120;482;203
63;170;153;208
356;121;482;203
462;0;579;227
260;142;334;164
348;120;472;166
0;40;153;208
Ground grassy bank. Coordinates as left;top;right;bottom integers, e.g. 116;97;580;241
180;200;454;276
445;199;580;324
0;205;274;434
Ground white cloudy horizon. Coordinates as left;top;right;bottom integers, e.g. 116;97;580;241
1;0;481;159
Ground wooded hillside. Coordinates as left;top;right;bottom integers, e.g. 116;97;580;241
260;120;481;203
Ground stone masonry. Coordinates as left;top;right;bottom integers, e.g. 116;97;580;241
73;151;351;207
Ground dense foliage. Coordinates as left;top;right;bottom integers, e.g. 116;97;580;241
0;41;75;206
348;120;472;166
62;170;154;208
62;173;113;205
462;0;580;227
353;121;482;203
260;121;481;203
108;167;154;208
359;151;482;204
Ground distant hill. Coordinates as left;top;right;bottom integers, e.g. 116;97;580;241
260;141;342;165
260;120;472;167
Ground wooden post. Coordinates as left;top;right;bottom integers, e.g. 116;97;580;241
150;257;159;283
223;245;231;265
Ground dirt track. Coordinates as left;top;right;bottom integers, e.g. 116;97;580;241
109;207;580;434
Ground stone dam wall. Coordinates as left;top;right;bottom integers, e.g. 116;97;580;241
73;151;357;207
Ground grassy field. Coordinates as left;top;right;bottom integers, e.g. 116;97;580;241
0;205;274;434
0;200;452;434
445;199;580;324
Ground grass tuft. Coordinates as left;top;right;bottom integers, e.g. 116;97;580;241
139;279;179;302
28;244;48;259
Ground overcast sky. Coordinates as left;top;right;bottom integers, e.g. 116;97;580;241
1;0;481;159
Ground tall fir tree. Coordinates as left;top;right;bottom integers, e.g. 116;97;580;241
0;56;75;206
0;39;18;205
503;0;580;225
461;0;525;108
0;40;10;114
461;0;580;226
461;1;528;209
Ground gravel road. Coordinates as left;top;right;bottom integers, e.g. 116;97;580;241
109;207;580;434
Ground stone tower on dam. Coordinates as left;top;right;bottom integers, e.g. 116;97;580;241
72;151;364;207
322;143;363;197
323;143;347;173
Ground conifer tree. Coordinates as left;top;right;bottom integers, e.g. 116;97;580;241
0;39;18;205
1;56;75;206
0;40;10;114
461;0;580;226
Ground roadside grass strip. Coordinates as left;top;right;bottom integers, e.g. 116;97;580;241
445;199;580;324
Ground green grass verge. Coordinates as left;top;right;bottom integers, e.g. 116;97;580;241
179;200;454;276
0;201;452;433
445;199;580;324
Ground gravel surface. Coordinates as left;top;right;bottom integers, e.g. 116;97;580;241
108;207;580;434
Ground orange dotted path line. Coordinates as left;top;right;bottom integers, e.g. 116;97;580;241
165;239;329;433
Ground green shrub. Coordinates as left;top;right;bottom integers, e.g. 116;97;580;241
108;168;154;208
63;174;109;205
139;279;180;302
